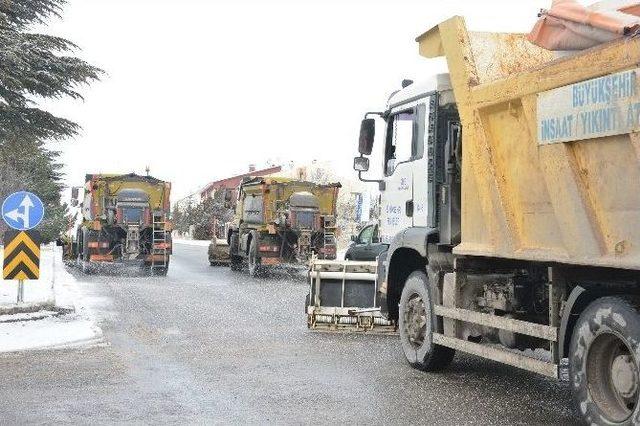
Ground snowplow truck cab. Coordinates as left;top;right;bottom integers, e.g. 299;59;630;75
67;173;172;275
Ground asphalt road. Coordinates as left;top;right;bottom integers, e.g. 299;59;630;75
0;242;581;424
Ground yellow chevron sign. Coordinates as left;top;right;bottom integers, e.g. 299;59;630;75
3;231;41;280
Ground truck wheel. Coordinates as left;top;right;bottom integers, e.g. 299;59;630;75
81;228;93;274
81;260;93;275
229;233;243;271
399;270;455;371
570;296;640;425
151;259;170;276
155;267;169;276
82;228;91;261
248;238;265;278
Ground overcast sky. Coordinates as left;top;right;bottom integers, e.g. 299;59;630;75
42;0;549;201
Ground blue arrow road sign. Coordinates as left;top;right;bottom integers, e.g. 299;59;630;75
2;191;45;231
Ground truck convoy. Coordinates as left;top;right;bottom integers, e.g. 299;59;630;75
221;177;340;277
327;15;640;424
65;173;172;275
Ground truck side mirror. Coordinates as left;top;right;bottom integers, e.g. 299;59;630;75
353;156;370;172
358;118;375;155
71;186;79;201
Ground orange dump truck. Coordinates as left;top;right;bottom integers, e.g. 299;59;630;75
351;16;640;423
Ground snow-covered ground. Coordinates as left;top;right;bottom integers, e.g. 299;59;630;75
0;245;103;353
0;245;62;310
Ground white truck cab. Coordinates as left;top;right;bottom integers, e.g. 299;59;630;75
355;74;460;246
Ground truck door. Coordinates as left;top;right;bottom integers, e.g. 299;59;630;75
411;96;434;228
379;100;428;243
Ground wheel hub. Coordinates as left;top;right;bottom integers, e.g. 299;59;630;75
612;354;638;399
405;294;427;347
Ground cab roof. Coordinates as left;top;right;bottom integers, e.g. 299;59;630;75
387;74;452;109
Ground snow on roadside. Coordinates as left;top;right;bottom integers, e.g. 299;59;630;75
0;316;101;353
0;246;56;309
0;245;103;353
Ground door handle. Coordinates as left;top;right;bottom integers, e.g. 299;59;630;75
406;200;414;217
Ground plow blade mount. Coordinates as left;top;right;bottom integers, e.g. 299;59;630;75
208;239;230;265
307;259;395;333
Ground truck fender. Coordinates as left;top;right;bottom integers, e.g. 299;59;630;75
379;227;437;319
558;285;587;359
240;232;249;254
559;284;640;359
242;231;259;255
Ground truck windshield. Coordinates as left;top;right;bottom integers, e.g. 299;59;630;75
385;109;419;175
122;207;143;223
294;210;316;229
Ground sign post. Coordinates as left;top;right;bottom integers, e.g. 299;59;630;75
1;192;45;304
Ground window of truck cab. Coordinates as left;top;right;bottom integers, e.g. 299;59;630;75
384;103;426;176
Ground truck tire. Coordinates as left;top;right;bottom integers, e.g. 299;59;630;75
81;228;93;274
569;296;640;425
208;239;217;266
74;228;83;267
229;233;243;271
150;258;170;276
399;270;455;371
81;258;94;275
248;238;265;278
80;228;88;260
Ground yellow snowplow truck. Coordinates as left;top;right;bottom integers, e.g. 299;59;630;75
224;177;340;277
64;173;172;275
339;15;640;424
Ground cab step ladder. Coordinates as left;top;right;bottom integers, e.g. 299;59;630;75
151;212;167;272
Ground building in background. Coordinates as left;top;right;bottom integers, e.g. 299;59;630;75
199;164;282;202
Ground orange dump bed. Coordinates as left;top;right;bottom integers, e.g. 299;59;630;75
419;16;640;270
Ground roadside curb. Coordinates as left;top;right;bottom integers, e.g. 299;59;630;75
0;301;75;316
0;306;74;324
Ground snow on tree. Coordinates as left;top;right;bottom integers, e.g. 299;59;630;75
0;1;102;241
0;0;102;142
173;191;234;240
0;137;68;241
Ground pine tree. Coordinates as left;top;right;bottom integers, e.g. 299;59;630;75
0;1;101;241
0;136;68;241
0;0;102;142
